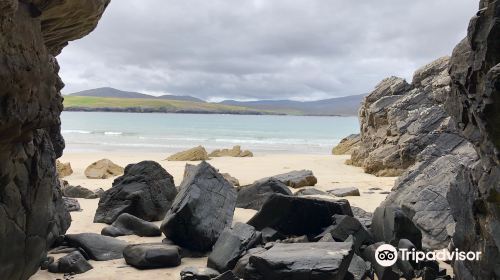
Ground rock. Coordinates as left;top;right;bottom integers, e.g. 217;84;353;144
350;57;456;177
233;247;267;278
56;160;73;177
209;145;253;157
245;242;354;279
84;159;124;179
363;242;399;280
332;134;361;155
372;206;422;250
212;271;239;280
48;251;93;274
65;233;127;261
236;178;292;210
221;173;240;186
280;235;309;243
61;183;100;199
207;222;262;272
161;161;237;251
328;187;361;197
180;267;220;280
94;161;177;224
248;194;353;237
294;187;329;196
262;170;317;188
167;146;209;161
347;254;370;280
63;197;81;212
260;227;285;243
101;213;161;237
315;215;373;251
351;206;373;229
123;243;181;269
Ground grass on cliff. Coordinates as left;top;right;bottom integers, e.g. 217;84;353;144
63;96;277;114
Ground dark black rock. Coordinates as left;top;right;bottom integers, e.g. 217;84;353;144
328;187;361;197
94;161;177;224
101;213;161;237
280;235;309;243
208;222;261;272
294;188;328;196
363;242;399;280
260;227;285;243
161;161;237;252
236;178;292;210
65;233;127;261
40;256;54;270
123;243;181;269
63;197;81;212
180;267;220;280
62;184;100;199
315;215;373;251
233;247;267;278
245;242;354;279
248;194;353;237
351;206;373;229
48;251;93;274
372;206;422;250
212;271;239;280
347;254;370;280
263;169;318;188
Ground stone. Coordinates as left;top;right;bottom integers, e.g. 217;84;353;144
233;247;267;278
61;183;100;199
248;194;353;237
372;206;422;250
328;187;361;197
101;213;161;237
94;161;177;224
84;159;124;179
221;173;240;186
212;271;239;280
294;187;329;196
123;243;181;269
262;170;317;188
167;146;209;161
207;222;262;272
245;242;354;279
209;145;253;157
48;251;93;274
351;206;373;229
332;134;361;155
363;242;399;280
315;215;373;251
63;197;81;212
161;161;237;251
260;227;285;243
236;178;292;210
65;233;127;261
347;254;370;280
56;160;73;177
180;267;220;280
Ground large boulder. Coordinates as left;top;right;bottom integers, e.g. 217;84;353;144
260;170;318;188
247;194;353;237
207;222;262;272
84;158;124;179
445;1;500;278
123;243;181;269
56;160;73;177
209;145;253;157
101;213;162;237
236;178;292;210
332;134;361;155
161;161;237;251
65;233;127;261
244;242;354;279
94;161;177;224
167;146;209;161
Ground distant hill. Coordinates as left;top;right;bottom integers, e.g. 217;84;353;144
219;94;366;116
69;87;205;103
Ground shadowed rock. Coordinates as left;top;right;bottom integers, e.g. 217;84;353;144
236;178;292;210
372;206;422;250
123;243;181;269
65;233;127;261
180;267;220;280
63;197;81;212
94;161;177;224
48;251;93;274
161;161;237;251
328;187;361;197
101;213;161;237
294;187;329;196
261;170;318;188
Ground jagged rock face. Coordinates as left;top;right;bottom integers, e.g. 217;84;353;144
0;1;109;280
351;57;455;176
446;0;500;278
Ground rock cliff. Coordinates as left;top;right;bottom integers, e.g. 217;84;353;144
0;1;109;279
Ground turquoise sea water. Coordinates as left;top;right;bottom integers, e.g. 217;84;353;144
61;112;360;154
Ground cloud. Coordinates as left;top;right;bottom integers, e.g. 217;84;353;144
58;0;478;101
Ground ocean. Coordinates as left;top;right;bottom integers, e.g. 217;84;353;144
61;112;360;154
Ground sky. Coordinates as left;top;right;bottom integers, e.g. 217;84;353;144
58;0;478;102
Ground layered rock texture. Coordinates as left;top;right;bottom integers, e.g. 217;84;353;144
0;1;109;279
445;0;500;278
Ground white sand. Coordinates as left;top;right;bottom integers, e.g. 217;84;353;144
30;152;396;280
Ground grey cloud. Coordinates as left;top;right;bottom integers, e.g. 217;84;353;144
58;0;478;101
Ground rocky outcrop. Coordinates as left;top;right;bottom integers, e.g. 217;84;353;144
332;134;360;155
351;57;456;176
167;146;210;161
209;145;253;157
444;0;500;278
84;158;124;179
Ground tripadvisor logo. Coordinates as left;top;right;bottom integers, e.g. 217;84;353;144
375;244;482;267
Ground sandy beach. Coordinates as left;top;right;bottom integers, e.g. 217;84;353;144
31;152;396;280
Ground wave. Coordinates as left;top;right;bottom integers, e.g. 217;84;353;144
63;130;126;136
62;129;92;134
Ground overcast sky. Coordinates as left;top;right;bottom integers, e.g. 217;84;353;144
58;0;477;101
